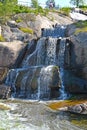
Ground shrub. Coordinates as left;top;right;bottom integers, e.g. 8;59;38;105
59;7;71;16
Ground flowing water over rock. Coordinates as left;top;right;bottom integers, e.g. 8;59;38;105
5;25;68;100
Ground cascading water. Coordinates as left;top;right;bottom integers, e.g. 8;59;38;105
42;25;68;99
5;24;68;100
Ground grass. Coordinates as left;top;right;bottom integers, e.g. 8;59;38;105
59;7;71;16
19;27;34;34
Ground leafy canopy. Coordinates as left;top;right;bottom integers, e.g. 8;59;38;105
70;0;85;7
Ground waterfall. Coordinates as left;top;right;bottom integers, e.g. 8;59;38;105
5;69;19;98
58;38;66;67
5;24;68;100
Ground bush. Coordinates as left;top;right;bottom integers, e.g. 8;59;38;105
59;7;71;16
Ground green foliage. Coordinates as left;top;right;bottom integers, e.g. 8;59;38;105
46;0;55;8
0;35;5;42
75;20;87;28
70;0;85;7
19;27;34;34
59;7;71;16
31;0;39;8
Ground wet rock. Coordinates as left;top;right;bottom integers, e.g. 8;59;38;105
0;84;11;99
5;65;60;99
0;41;27;68
68;103;87;114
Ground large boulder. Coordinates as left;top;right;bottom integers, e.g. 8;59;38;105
0;41;27;68
5;65;60;99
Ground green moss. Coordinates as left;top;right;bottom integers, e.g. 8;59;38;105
19;27;34;34
75;27;87;35
0;35;5;42
16;18;22;23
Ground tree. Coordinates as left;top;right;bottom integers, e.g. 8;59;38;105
46;0;55;8
0;0;17;18
31;0;39;8
70;0;85;7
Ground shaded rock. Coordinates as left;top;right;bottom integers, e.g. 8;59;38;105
0;67;8;84
2;26;12;42
0;84;11;99
5;65;60;99
7;20;17;28
65;24;76;36
64;70;87;93
0;41;27;68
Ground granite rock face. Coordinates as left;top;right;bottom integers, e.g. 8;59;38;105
0;41;27;68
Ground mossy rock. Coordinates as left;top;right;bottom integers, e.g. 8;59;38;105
19;27;34;34
0;35;5;42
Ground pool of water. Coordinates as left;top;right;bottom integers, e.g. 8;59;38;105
0;99;87;130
